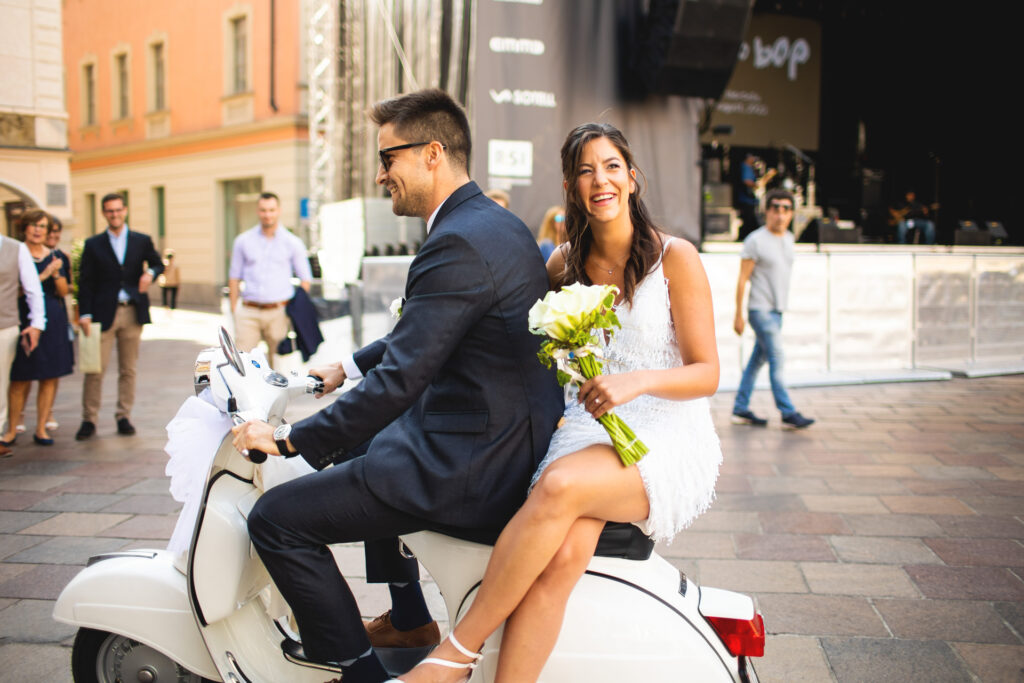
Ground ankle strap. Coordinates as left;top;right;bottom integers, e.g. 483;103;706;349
448;632;482;661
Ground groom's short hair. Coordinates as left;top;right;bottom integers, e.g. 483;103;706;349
369;89;471;172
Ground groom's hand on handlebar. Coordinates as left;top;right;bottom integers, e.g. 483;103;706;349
309;362;346;398
231;420;280;458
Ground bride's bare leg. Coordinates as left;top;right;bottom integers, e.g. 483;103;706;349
494;517;604;683
400;446;647;683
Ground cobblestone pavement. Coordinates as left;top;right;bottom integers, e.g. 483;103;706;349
0;307;1021;682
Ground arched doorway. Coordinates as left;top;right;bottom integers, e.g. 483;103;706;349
0;181;41;237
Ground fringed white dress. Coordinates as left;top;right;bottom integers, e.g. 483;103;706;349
533;238;722;543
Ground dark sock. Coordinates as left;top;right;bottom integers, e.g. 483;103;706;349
387;581;433;630
339;649;390;683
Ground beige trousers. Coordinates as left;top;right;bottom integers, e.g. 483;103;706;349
234;304;289;369
0;325;20;434
82;305;143;423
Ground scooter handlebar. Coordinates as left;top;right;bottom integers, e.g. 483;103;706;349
247;449;268;464
306;375;326;395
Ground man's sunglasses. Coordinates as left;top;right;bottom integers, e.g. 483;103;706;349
768;202;794;212
378;141;446;171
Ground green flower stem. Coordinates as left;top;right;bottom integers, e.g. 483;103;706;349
574;354;649;466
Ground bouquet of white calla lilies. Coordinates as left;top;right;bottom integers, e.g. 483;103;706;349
528;283;649;466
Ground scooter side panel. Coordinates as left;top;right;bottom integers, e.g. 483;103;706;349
452;550;739;683
199;598;337;683
535;571;736;682
400;531;493;620
52;551;221;681
193;474;271;624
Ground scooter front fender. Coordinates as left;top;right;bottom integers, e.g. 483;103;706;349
53;549;221;681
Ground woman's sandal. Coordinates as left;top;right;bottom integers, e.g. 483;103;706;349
390;631;482;683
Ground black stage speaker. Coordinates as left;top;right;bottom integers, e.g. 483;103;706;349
985;221;1008;245
798;217;829;243
820;224;862;244
955;228;991;246
620;0;754;100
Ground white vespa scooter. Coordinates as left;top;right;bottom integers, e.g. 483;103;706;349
54;328;764;683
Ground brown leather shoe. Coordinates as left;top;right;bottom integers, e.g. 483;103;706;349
363;610;440;649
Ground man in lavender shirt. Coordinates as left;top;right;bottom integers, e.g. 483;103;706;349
228;192;312;368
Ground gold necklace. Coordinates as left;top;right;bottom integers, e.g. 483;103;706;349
590;258;623;275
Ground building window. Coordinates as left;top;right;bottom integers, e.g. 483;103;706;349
152;43;166;111
83;63;96;126
85;193;97;235
222;177;262;277
231;16;248;93
115;53;130;119
153;186;166;244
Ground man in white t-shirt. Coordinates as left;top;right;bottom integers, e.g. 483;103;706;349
731;188;815;429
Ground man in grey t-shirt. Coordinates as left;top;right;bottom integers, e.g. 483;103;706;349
731;189;814;429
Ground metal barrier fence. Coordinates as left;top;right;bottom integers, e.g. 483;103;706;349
357;247;1024;386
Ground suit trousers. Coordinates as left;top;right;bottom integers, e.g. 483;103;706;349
0;325;20;434
234;303;289;369
82;305;142;423
247;456;426;663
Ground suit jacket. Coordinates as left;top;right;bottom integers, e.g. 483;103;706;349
78;229;164;331
290;181;564;530
282;287;324;362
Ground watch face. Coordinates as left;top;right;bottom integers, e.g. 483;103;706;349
274;424;290;440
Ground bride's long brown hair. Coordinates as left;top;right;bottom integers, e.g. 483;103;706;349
556;123;663;305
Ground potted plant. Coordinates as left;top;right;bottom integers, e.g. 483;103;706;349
69;238;84;325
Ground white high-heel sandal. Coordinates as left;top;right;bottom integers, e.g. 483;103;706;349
390;631;482;683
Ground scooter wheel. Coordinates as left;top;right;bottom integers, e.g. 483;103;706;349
71;627;216;683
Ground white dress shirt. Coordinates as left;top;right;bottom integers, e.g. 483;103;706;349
107;226;133;302
18;242;46;331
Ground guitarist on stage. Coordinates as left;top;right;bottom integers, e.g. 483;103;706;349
889;189;936;244
736;153;778;241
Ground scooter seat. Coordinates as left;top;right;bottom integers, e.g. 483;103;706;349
431;522;654;561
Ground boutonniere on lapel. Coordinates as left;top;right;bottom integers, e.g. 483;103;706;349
389;297;405;320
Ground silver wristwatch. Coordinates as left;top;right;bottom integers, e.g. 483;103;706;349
273;423;296;456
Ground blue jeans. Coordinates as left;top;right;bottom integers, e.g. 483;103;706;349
897;218;935;245
733;309;796;417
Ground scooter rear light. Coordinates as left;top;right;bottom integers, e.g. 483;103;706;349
705;612;765;657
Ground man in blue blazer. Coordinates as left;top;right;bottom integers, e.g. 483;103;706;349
76;193;163;440
233;89;563;682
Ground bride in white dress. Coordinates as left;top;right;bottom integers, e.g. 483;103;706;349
400;122;722;683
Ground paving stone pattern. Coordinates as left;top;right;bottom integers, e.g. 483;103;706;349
0;307;1021;682
664;375;1024;682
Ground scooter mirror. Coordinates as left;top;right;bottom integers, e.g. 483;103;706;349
218;326;246;377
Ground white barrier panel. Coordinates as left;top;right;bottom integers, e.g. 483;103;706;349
915;254;974;365
829;253;913;371
785;253;829;374
974;255;1024;363
358;247;1024;384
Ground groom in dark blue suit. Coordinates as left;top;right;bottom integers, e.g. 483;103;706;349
234;89;563;682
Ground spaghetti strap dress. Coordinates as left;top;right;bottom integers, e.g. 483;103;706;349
533;238;722;543
10;251;74;381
